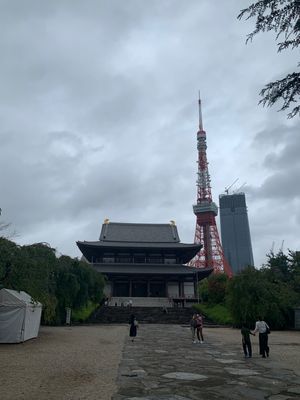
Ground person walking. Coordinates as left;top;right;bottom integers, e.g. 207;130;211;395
241;325;255;358
190;314;198;343
196;313;204;343
129;314;138;342
252;317;270;358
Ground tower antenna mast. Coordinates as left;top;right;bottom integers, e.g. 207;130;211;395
189;95;232;276
198;90;203;131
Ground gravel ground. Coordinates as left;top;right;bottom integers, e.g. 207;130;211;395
0;325;299;400
0;325;127;400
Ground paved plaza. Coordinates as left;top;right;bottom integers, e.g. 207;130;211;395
1;324;299;400
113;324;300;400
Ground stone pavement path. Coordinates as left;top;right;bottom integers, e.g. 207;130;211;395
112;324;300;400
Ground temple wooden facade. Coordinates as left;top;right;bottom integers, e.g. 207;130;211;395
77;221;212;305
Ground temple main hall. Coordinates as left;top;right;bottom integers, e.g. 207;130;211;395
77;220;212;307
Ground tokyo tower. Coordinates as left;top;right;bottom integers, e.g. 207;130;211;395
189;96;232;277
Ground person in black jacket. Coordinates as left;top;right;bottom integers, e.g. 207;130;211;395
241;325;255;358
129;314;138;342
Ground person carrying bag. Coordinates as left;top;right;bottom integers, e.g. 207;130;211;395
252;317;270;358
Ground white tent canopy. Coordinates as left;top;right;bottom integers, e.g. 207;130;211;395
0;288;42;343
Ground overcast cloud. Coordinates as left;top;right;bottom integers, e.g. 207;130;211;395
0;0;299;267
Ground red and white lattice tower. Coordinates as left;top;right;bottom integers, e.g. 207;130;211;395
190;96;232;277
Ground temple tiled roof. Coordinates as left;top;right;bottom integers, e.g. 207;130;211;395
99;222;180;243
77;221;202;265
77;240;199;249
93;263;213;277
76;241;201;264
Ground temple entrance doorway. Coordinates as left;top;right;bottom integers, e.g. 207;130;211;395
114;282;129;296
132;281;147;297
150;282;166;297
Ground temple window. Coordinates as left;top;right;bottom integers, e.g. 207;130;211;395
115;254;132;263
164;257;177;264
134;254;146;263
102;254;115;263
148;255;163;264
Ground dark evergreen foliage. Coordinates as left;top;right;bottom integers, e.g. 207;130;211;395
238;0;300;118
198;250;300;329
0;238;105;325
227;251;300;328
199;274;228;304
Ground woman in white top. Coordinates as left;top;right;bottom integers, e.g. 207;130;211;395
253;317;270;358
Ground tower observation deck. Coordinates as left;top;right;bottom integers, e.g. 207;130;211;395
189;97;232;277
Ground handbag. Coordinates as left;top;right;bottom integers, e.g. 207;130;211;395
265;324;270;334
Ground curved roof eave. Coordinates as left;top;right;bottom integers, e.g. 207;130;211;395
77;240;201;250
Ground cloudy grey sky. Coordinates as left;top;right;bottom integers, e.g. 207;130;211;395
0;0;299;267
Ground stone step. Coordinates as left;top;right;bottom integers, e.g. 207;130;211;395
107;297;197;308
88;306;218;325
108;297;172;308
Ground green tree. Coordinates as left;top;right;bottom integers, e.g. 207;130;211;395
262;250;291;282
198;273;229;304
0;238;20;288
207;273;229;304
10;243;59;323
198;278;209;302
0;222;11;236
54;255;105;324
289;250;300;295
227;266;297;328
263;250;300;290
0;238;105;325
238;0;300;118
262;250;300;326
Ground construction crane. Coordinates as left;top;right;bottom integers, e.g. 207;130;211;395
280;240;285;252
234;182;247;193
224;178;239;195
271;241;275;253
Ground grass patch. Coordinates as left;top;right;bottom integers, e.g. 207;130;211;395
193;303;233;325
72;301;99;322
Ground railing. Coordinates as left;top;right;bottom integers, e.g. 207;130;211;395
108;297;172;308
93;257;179;264
107;296;197;308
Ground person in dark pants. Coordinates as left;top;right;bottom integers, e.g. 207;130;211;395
196;313;204;343
253;317;270;358
241;325;255;358
129;314;138;342
190;314;197;343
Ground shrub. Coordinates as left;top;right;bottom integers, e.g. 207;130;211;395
193;303;233;325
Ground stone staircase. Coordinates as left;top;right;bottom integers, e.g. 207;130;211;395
108;296;172;308
88;306;217;326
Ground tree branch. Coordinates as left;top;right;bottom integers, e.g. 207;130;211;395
238;0;300;118
259;72;300;118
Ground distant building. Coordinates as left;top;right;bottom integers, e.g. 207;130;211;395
219;193;254;274
77;220;212;307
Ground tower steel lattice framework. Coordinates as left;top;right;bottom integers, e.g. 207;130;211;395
189;97;232;277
